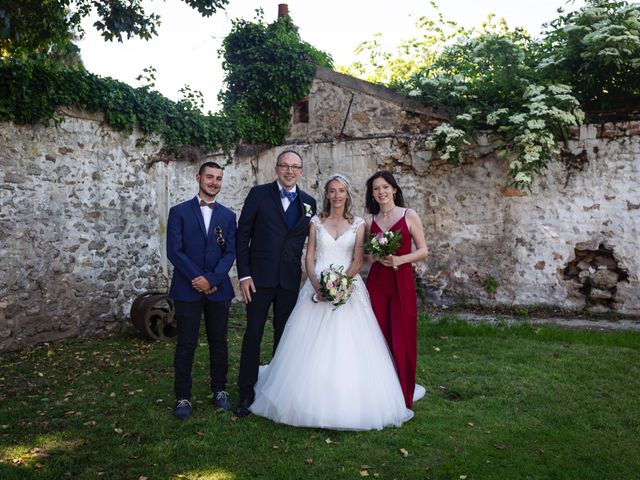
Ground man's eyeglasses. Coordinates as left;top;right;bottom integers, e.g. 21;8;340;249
276;163;303;172
214;226;225;246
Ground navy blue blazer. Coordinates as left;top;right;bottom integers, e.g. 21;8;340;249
167;197;237;302
236;181;316;291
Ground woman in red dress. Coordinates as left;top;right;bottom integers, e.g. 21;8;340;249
365;171;428;411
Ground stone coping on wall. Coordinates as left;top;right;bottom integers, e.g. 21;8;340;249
569;120;640;140
315;66;450;121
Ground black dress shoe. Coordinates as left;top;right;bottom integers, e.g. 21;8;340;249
235;397;253;417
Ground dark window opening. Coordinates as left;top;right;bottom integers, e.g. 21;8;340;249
294;98;309;123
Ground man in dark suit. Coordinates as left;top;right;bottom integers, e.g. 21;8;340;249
235;150;316;416
167;161;237;420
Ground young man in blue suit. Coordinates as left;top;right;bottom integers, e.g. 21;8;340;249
167;161;237;420
235;150;316;417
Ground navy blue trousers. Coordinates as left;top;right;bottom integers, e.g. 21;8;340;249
173;298;230;400
237;286;298;401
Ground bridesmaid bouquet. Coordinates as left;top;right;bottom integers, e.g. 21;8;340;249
363;230;402;258
312;264;355;310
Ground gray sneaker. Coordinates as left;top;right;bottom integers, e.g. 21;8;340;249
173;399;191;420
213;390;232;410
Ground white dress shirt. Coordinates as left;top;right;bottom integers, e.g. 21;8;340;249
197;195;216;232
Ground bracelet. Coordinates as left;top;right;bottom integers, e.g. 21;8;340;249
393;265;399;271
312;293;320;303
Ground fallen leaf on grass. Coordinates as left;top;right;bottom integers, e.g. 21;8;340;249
360;465;373;476
460;476;467;479
305;458;313;465
399;448;409;457
196;431;205;437
114;428;123;434
467;422;475;428
434;347;441;352
324;437;333;444
494;444;507;450
138;476;148;480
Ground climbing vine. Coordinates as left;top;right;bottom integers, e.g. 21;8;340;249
0;12;332;156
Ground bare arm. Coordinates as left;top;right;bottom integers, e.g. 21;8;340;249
363;215;374;264
346;222;365;277
399;208;428;265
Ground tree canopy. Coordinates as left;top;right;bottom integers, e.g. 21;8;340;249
0;0;229;59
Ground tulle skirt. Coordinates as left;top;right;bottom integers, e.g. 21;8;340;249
250;276;407;430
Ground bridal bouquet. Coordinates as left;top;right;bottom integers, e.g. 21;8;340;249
312;264;355;310
363;230;402;258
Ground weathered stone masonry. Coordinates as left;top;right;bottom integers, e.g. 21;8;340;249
1;70;639;351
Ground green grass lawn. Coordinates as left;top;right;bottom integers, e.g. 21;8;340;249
1;309;639;479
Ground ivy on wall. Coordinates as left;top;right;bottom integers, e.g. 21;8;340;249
0;13;332;157
219;12;332;145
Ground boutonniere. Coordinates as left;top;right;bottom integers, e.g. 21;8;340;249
303;203;313;217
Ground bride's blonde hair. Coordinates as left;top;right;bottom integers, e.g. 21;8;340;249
319;174;354;222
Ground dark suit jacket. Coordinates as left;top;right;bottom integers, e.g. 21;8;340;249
167;197;237;302
236;181;316;291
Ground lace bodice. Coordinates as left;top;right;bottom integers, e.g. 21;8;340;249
311;215;365;277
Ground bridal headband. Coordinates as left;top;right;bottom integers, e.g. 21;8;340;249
326;173;351;189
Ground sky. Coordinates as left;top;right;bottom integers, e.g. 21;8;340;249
78;0;584;112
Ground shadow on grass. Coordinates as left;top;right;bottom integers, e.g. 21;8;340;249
0;308;639;479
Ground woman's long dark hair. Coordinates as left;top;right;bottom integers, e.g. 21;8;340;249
365;171;406;214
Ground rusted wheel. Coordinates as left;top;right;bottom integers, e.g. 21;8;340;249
130;292;176;340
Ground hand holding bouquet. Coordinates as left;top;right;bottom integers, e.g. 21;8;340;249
363;230;402;258
312;264;355;310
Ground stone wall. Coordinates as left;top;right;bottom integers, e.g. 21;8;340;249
1;105;639;351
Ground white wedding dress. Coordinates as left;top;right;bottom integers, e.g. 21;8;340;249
249;216;408;430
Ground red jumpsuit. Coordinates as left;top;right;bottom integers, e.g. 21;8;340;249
366;212;417;408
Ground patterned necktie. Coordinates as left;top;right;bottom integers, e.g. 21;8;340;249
199;199;215;209
280;188;297;202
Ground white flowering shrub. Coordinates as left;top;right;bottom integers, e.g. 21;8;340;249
541;0;640;110
407;24;584;188
343;0;637;188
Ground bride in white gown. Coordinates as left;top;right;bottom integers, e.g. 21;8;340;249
249;174;410;430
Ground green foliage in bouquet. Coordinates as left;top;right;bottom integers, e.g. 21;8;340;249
363;230;403;258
